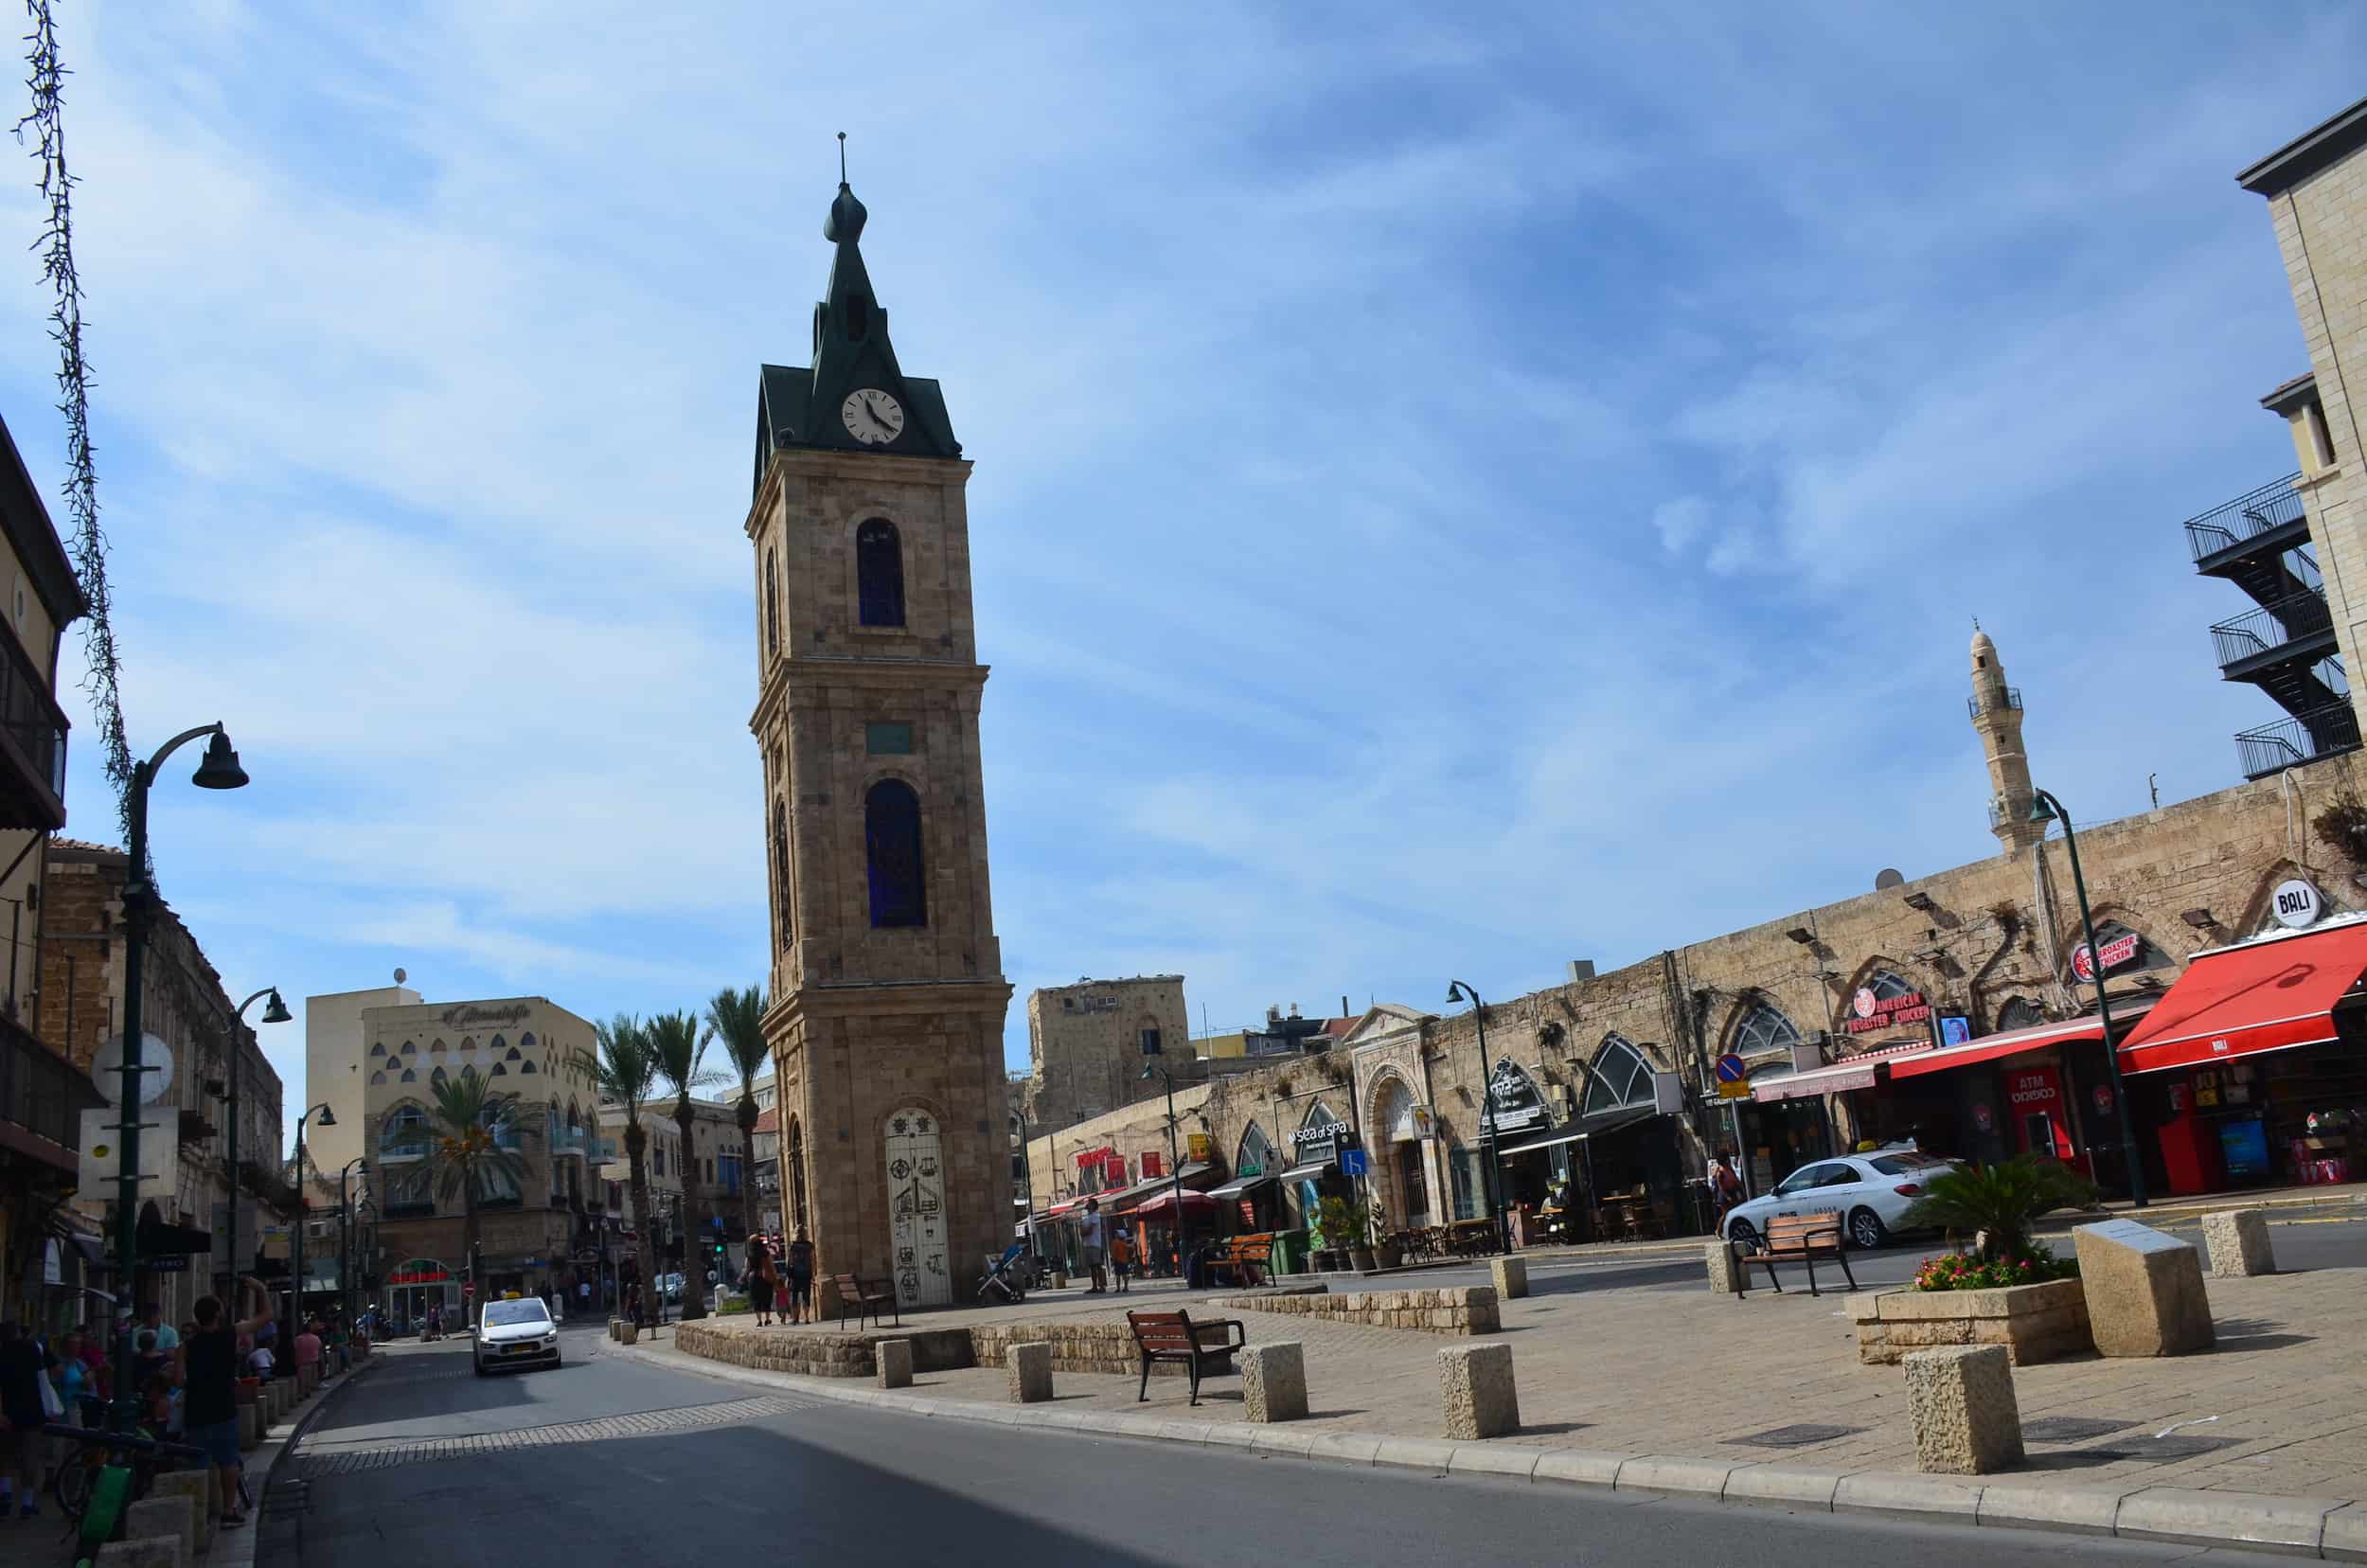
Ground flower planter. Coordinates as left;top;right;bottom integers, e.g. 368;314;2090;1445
1846;1278;2091;1366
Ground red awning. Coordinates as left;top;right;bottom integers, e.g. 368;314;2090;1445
2118;920;2367;1075
1130;1187;1218;1217
1888;1018;2104;1079
1749;1040;1934;1101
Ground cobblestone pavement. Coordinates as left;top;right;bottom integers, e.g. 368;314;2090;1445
297;1389;821;1475
657;1243;2367;1503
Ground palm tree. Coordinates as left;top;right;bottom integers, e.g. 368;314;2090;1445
577;1014;660;1326
705;984;771;1247
649;1009;723;1321
1900;1154;2099;1262
425;1066;530;1330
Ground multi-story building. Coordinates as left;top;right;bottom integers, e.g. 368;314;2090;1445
0;409;96;1333
40;839;287;1324
1019;974;1194;1135
358;996;598;1323
303;982;419;1179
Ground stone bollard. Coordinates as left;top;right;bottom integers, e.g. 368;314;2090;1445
238;1402;260;1451
1438;1343;1519;1440
1050;1272;1068;1291
1006;1342;1052;1404
619;1321;639;1345
300;1362;318;1397
1904;1345;2024;1474
2200;1208;2275;1278
1241;1342;1308;1423
125;1493;196;1563
608;1318;620;1341
1705;1239;1743;1294
2073;1221;2215;1356
876;1338;914;1390
1490;1256;1529;1301
151;1470;212;1553
94;1537;183;1568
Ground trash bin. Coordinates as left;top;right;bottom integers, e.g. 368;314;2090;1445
1271;1228;1309;1277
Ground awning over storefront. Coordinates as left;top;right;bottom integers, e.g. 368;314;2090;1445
1172;1162;1219;1189
1207;1172;1277;1200
1495;1108;1660;1155
1888;1017;2105;1079
2118;918;2367;1075
1746;1041;1932;1100
1131;1187;1219;1217
1274;1160;1334;1185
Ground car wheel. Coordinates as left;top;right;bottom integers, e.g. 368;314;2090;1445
1726;1218;1759;1251
472;1358;488;1377
1848;1207;1888;1251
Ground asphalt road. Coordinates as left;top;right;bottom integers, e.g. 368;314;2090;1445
265;1321;2288;1568
1340;1212;2367;1300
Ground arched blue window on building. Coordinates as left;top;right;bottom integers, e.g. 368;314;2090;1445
1582;1035;1656;1118
864;779;927;927
1863;969;1916;1001
857;519;905;627
1730;1001;1801;1058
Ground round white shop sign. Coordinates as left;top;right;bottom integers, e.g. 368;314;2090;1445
2272;878;2323;929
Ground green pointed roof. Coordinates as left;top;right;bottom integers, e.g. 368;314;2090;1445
751;179;960;494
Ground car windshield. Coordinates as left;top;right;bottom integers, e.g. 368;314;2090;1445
482;1300;550;1327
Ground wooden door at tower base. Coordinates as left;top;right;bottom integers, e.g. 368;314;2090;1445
884;1107;952;1307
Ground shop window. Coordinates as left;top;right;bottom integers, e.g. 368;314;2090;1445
1730;1002;1801;1059
857;518;905;627
1581;1035;1656;1117
1449;1147;1479;1220
863;779;928;928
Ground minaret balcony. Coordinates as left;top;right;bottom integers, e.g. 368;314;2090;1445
2187;472;2308;575
2236;703;2361;779
2211;591;2336;681
1967;687;2022;722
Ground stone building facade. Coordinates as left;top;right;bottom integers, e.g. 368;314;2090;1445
745;175;1011;1309
40;839;287;1320
358;995;599;1315
1019;974;1194;1134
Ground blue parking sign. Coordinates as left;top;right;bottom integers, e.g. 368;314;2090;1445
1341;1149;1369;1177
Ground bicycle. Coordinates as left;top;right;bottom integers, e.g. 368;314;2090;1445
43;1422;205;1564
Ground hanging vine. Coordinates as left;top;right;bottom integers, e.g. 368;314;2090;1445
16;0;132;842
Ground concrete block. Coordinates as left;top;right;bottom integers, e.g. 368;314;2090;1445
1904;1345;2024;1474
1721;1463;1842;1509
618;1322;639;1345
1489;1256;1528;1300
1974;1481;2124;1536
237;1402;260;1451
1241;1342;1307;1423
1437;1342;1518;1440
151;1470;212;1553
608;1319;619;1340
875;1338;913;1390
125;1493;196;1563
2199;1207;2275;1277
2113;1486;2342;1553
1006;1342;1052;1404
1705;1240;1742;1294
2073;1221;2214;1356
1613;1455;1737;1498
94;1537;182;1568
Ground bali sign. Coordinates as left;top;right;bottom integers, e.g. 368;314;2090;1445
1845;988;1931;1034
2070;931;2142;984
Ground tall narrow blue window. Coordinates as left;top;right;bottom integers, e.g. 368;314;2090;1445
864;779;927;928
857;519;904;627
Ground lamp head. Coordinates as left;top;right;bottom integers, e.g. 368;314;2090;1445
1445;983;1462;1005
261;989;293;1025
2027;793;2058;825
191;728;249;790
1140;1064;1154;1081
315;1105;338;1128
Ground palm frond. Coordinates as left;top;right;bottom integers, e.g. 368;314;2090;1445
649;1008;724;1104
579;1012;659;1117
704;984;771;1096
1899;1154;2098;1261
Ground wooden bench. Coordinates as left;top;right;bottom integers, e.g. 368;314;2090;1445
824;1272;900;1329
1211;1233;1273;1287
1734;1210;1858;1298
1127;1309;1248;1406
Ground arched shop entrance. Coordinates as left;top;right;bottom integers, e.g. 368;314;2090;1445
384;1257;459;1334
1369;1075;1430;1228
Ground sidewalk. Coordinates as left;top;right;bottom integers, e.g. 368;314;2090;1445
625;1234;2367;1560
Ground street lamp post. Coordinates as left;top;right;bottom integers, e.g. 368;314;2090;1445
291;1102;337;1348
216;986;291;1314
1446;981;1510;1256
1140;1060;1185;1275
2031;788;2149;1209
107;722;249;1433
338;1157;366;1327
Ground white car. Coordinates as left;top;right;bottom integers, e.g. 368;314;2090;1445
1719;1149;1960;1253
472;1296;561;1375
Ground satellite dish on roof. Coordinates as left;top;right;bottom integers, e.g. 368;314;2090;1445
92;1033;175;1106
394;968;408;985
1874;867;1905;891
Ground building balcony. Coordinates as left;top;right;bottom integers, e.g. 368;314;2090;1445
378;1141;429;1164
2212;591;2336;677
2236;702;2362;779
2186;472;2309;573
550;1126;587;1157
0;1012;98;1177
0;621;67;831
1967;686;2022;722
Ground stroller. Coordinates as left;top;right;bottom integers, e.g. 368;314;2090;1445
976;1243;1032;1305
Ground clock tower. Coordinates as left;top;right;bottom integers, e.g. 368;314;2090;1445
745;172;1011;1308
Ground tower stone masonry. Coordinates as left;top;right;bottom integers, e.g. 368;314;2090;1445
1970;627;2043;853
742;173;1012;1308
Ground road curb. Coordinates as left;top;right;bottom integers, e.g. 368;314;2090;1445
206;1355;382;1568
618;1333;2359;1560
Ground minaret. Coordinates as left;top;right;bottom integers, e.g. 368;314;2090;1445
1970;625;2043;852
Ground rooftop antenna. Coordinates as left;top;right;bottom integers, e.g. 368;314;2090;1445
838;131;847;184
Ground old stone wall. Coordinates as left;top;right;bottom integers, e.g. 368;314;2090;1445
1021;974;1193;1135
1215;1285;1501;1336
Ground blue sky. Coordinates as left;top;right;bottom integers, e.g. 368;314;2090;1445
1;4;2362;1141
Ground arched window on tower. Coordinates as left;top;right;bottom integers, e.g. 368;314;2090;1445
765;546;780;656
857;519;904;628
864;779;927;928
772;797;793;950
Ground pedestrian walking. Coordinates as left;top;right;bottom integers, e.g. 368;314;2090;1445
783;1230;814;1326
1109;1229;1132;1293
1079;1199;1108;1293
577;1278;592;1320
743;1235;778;1327
0;1322;53;1519
179;1275;274;1532
1707;1148;1745;1227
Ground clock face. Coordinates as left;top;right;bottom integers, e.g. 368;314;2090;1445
842;388;905;445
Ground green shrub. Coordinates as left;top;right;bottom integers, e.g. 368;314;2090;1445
1913;1241;2079;1292
1898;1154;2098;1262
